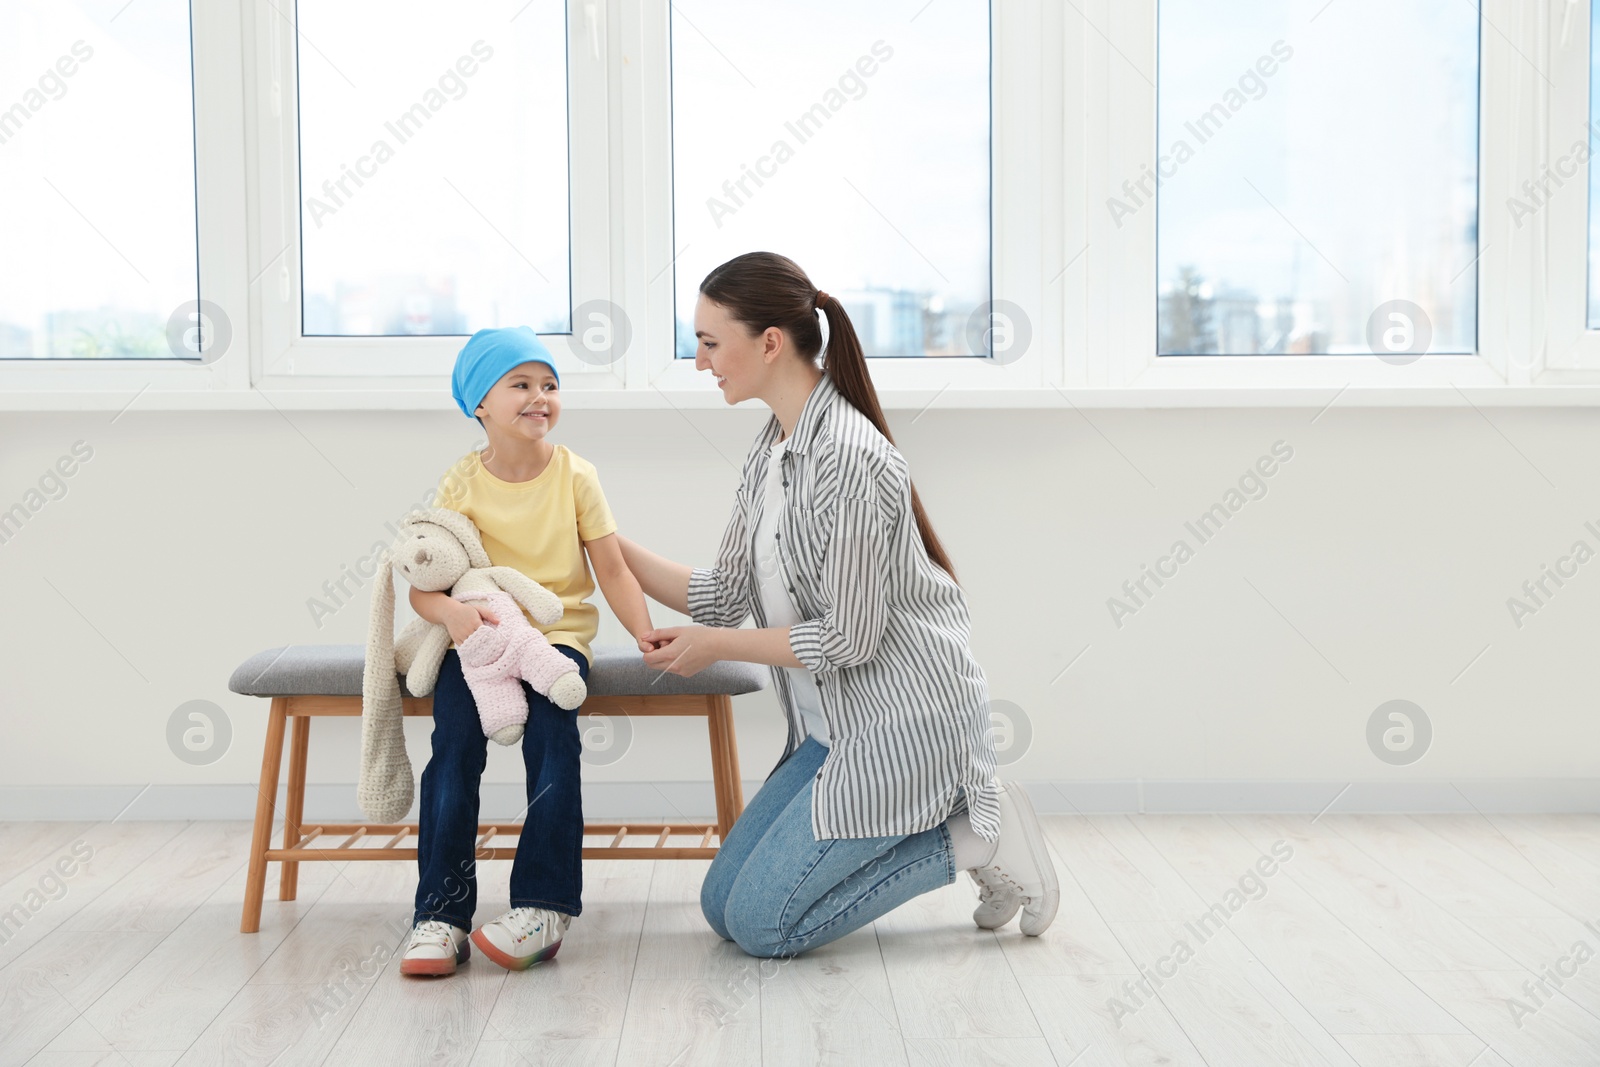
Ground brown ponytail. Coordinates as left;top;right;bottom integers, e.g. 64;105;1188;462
700;251;959;584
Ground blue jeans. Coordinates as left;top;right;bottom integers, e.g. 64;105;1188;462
413;643;590;929
700;737;956;958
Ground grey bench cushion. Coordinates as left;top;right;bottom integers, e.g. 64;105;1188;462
228;643;768;699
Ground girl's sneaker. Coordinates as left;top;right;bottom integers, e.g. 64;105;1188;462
471;906;571;970
400;919;470;976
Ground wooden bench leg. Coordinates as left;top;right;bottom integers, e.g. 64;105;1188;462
241;696;288;934
279;714;310;902
706;694;744;843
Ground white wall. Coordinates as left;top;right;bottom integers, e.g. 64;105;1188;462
3;399;1597;817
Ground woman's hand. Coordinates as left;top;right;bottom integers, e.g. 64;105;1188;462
640;625;723;676
444;599;499;646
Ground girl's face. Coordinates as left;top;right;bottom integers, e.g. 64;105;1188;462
693;294;783;405
475;362;561;441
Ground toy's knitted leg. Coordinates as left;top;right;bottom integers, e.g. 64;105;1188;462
456;623;531;745
515;632;589;711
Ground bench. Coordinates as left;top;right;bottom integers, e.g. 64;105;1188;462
229;643;766;933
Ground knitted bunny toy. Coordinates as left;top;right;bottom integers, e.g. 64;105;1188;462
385;511;588;732
359;507;586;823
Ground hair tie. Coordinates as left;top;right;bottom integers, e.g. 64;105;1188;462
814;290;829;310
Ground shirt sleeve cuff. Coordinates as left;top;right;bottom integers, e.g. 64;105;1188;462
686;566;721;627
580;518;618;541
788;618;826;672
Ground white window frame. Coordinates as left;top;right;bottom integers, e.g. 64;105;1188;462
247;0;620;391
13;1;1600;409
634;0;1058;402
1095;0;1521;393
0;0;250;402
1543;0;1600;376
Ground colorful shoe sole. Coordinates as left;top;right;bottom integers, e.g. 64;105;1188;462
471;927;563;970
399;938;469;976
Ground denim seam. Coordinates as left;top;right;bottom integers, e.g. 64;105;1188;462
776;839;945;947
776;838;839;935
767;851;946;952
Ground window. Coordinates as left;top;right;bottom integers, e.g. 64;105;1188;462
9;0;1585;407
1153;0;1479;357
295;0;571;337
0;0;198;359
668;0;991;359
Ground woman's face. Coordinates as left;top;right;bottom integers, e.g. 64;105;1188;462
693;294;779;404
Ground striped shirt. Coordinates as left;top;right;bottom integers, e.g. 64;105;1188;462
687;371;1002;844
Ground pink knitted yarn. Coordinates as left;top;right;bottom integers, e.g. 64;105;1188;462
453;588;583;741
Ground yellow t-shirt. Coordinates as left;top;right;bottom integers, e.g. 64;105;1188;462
431;444;617;666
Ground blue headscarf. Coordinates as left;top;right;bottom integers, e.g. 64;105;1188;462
451;326;561;420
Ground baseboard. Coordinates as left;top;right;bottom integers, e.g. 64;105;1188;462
1038;779;1600;814
3;779;1599;821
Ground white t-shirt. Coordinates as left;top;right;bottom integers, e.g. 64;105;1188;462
754;435;830;747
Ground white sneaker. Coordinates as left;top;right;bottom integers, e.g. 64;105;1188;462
965;866;1022;930
471;906;571;970
969;781;1059;936
400;919;470;976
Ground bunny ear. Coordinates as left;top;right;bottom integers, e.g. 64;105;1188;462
362;556;397;719
359;550;414;822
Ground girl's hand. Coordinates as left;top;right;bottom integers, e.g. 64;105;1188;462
445;599;499;646
640;625;722;677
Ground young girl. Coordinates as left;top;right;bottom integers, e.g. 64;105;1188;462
399;325;655;976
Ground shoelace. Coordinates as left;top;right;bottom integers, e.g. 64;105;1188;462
969;866;1020;906
501;907;556;944
979;862;1034;903
409;919;458;950
975;877;1008;905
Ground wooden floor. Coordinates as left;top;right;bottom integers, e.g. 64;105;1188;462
2;813;1599;1065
